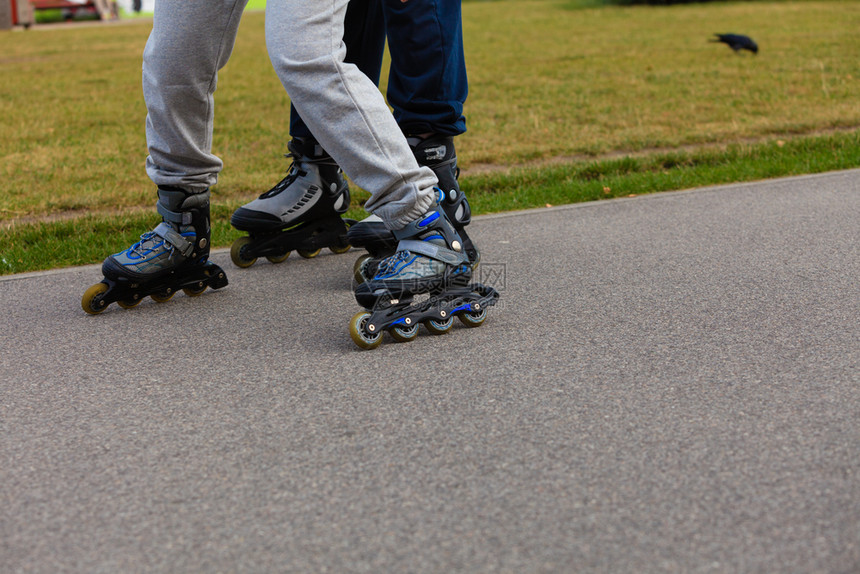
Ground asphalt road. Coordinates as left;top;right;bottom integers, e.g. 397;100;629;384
1;170;858;573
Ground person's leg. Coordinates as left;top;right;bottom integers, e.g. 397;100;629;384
385;0;470;234
130;0;247;270
348;0;475;279
383;0;467;137
266;0;436;230
229;0;388;267
144;0;248;192
289;0;386;140
266;0;497;348
82;0;243;313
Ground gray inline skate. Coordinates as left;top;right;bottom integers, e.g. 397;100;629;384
82;187;228;314
230;137;355;268
348;191;498;349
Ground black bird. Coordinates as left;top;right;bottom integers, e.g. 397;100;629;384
710;33;758;55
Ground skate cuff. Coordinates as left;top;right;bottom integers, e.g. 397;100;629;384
154;222;194;257
397;239;466;266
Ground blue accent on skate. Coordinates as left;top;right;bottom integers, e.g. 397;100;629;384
423;234;444;242
121;233;164;263
391;318;407;326
374;253;419;280
452;303;473;314
419;212;440;227
118;231;196;266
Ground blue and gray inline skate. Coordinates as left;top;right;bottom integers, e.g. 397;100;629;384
348;135;479;283
348;192;499;349
230;138;355;268
81;187;228;314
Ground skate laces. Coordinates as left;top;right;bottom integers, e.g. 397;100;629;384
126;231;165;259
259;159;307;199
126;228;193;261
373;234;447;280
375;250;415;278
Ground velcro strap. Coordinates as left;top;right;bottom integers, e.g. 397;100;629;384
397;239;464;266
154;222;194;257
156;202;193;226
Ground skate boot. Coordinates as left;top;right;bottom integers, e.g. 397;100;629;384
229;137;355;268
348;191;499;349
348;135;478;283
81;187;228;314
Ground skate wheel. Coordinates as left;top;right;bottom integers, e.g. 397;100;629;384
81;282;109;315
424;315;454;335
329;220;352;254
458;305;488;328
266;251;291;264
389;321;419;343
297;248;321;259
151;289;175;303
230;236;257;268
352;254;372;284
329;243;351;255
117;295;142;309
183;282;207;297
349;311;383;350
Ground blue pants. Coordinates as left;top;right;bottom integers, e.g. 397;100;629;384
290;0;467;140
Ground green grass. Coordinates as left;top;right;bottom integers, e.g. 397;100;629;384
3;131;857;275
1;0;859;274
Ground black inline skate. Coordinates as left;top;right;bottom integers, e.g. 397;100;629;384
230;137;355;268
348;192;499;350
348;134;479;283
81;187;228;315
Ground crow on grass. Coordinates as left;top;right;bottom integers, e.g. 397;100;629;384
711;33;758;55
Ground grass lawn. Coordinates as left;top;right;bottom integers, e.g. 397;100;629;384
1;0;858;274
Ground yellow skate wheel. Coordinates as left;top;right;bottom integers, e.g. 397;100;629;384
297;248;321;259
266;251;291;264
329;220;352;255
389;321;419;343
352;254;372;284
230;236;257;268
117;294;142;309
81;282;109;315
349;311;383;350
458;305;488;328
183;281;207;297
151;288;175;303
424;315;454;335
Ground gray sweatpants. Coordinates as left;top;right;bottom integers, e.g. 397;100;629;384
143;0;437;230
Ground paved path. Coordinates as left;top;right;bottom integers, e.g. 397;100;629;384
1;170;858;573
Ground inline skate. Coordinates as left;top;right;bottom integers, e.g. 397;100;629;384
81;187;228;315
230;137;355;268
348;135;479;283
348;192;499;350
